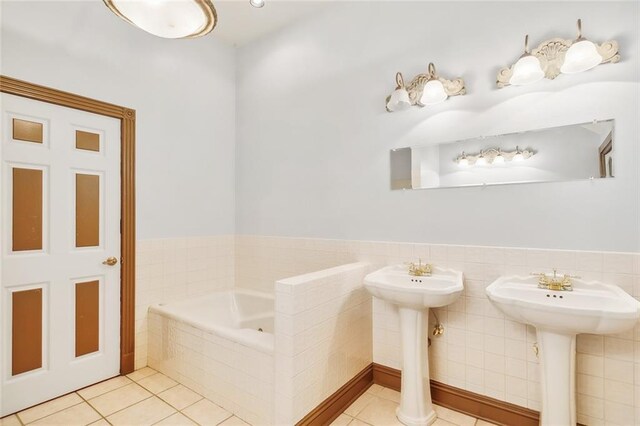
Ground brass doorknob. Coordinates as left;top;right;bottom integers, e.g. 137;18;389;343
103;257;118;266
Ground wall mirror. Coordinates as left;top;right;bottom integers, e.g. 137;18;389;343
390;120;614;190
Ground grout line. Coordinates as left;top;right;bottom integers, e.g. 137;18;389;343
98;395;155;420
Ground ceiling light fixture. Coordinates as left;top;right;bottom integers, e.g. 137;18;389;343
497;19;619;88
386;63;466;112
103;0;217;39
249;0;265;8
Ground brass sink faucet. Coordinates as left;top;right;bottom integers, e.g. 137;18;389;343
531;269;579;291
408;259;432;277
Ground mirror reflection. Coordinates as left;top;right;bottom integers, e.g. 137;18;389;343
391;120;614;190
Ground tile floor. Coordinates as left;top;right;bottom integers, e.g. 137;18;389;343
0;368;497;426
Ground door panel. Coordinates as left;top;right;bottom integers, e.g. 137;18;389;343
1;93;121;415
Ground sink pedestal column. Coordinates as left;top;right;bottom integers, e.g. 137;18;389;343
397;307;437;426
537;331;577;426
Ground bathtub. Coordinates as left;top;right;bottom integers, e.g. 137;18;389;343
147;289;275;424
149;289;274;353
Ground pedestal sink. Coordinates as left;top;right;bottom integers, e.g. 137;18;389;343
486;275;640;426
364;265;463;426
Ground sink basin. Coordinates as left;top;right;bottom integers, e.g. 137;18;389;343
364;264;463;310
487;275;640;426
364;265;463;426
486;275;640;335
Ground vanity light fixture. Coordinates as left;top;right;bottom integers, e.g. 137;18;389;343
497;19;620;88
456;146;534;167
249;0;265;8
103;0;217;39
386;63;466;112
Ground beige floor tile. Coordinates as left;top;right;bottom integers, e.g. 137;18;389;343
344;392;376;417
18;393;83;424
157;384;202;410
475;420;499;426
78;376;132;400
433;405;476;426
155;412;197;425
106;396;175;426
126;367;157;382
377;388;401;403
30;402;101;426
355;397;403;426
365;384;385;396
348;419;372;426
88;383;152;416
432;419;457;426
138;373;178;394
0;415;21;426
217;416;251;426
181;399;232;425
330;413;353;426
87;420;109;426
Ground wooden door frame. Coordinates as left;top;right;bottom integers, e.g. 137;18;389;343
1;75;136;374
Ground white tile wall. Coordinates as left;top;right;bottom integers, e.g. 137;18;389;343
147;312;273;425
234;235;640;426
135;236;234;369
273;262;373;424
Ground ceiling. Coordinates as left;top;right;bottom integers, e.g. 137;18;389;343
212;0;330;46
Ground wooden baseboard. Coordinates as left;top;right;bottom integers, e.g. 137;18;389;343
371;363;540;426
296;364;373;426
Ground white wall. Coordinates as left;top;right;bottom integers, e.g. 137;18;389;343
236;1;640;252
0;0;237;239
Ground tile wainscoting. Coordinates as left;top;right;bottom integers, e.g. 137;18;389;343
235;236;640;426
135;236;235;369
274;262;372;424
135;235;640;425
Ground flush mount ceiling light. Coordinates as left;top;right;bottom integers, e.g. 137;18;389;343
386;63;465;112
103;0;217;39
456;146;534;167
497;19;620;88
249;0;265;8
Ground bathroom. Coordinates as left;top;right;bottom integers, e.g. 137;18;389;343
0;0;638;425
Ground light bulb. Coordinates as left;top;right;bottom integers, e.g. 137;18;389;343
420;80;448;106
493;153;505;164
513;147;524;162
561;40;602;74
509;55;545;86
476;155;487;166
458;157;469;167
249;0;265;8
386;88;411;112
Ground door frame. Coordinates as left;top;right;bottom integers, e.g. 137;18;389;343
0;75;136;374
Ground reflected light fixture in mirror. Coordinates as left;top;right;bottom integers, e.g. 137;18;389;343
103;0;217;39
386;63;466;112
456;146;535;167
497;19;620;88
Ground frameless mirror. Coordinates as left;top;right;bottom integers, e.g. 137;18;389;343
391;120;614;190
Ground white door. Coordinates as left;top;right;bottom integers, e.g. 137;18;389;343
0;93;121;416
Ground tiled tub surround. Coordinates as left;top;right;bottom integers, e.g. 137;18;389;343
235;236;640;426
135;236;235;369
274;262;373;424
147;310;274;425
